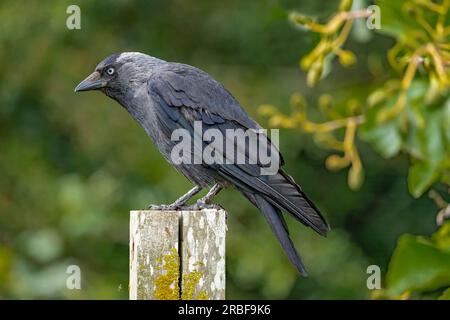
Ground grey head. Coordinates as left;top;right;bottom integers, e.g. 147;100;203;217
74;52;165;101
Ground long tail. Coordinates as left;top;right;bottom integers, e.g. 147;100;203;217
239;188;309;275
219;166;329;275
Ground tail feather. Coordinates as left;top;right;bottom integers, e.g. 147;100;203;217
264;170;329;236
218;165;329;236
216;163;329;274
239;188;308;276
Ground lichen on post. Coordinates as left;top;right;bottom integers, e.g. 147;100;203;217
129;210;179;300
181;209;226;300
129;209;227;300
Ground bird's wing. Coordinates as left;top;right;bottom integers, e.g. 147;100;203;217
147;63;328;236
148;63;259;129
148;63;284;169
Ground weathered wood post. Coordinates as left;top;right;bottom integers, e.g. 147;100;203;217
130;209;227;300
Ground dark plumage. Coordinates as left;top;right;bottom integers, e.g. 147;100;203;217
75;52;329;275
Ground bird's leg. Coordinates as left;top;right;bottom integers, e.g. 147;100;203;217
148;185;202;210
192;184;223;210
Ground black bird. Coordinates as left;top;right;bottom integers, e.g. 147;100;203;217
75;52;329;275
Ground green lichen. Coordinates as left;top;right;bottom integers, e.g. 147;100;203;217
152;248;209;300
182;269;209;300
154;248;180;300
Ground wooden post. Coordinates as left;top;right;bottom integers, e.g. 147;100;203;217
130;209;227;300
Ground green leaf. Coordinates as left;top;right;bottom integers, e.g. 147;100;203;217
360;121;402;159
432;222;450;252
418;107;447;166
408;161;438;198
445;99;450;144
386;234;450;296
407;99;450;197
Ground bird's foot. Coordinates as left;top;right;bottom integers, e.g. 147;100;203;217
147;202;221;211
187;199;222;211
147;203;181;211
185;184;223;210
147;185;203;211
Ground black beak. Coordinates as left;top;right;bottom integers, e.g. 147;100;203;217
74;71;106;92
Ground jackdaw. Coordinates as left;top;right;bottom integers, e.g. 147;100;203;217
75;52;329;275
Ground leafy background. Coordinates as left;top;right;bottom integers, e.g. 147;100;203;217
0;0;448;299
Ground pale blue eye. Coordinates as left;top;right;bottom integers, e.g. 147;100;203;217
106;67;115;75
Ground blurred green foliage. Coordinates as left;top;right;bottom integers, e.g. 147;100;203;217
261;0;450;299
381;222;450;299
0;0;447;299
262;0;449;196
